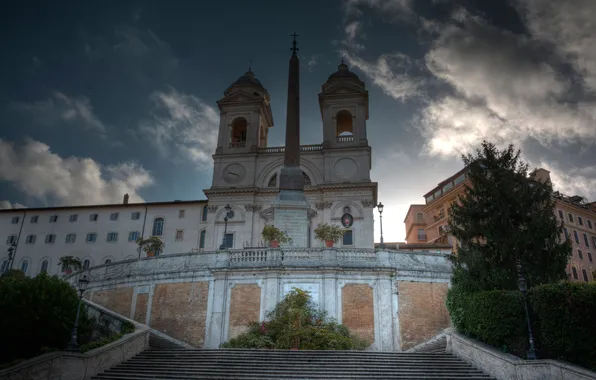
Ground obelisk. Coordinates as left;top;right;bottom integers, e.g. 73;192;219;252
273;34;310;247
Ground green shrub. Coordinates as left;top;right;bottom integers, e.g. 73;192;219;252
446;288;527;356
528;282;596;369
221;288;368;350
447;283;596;369
0;272;91;364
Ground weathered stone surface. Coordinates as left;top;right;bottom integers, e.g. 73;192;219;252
398;281;449;350
228;283;261;339
134;293;148;324
150;281;209;347
342;284;375;344
91;287;133;318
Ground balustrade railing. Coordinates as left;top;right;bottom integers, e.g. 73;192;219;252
336;135;354;143
229;141;246;148
258;144;323;153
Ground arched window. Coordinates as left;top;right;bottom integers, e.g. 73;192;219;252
199;230;206;249
303;172;311;187
41;260;48;273
268;173;277;187
343;206;351;214
104;259;112;265
202;205;208;222
230;117;247;148
152;218;164;236
83;259;90;270
21;260;28;274
336;110;353;136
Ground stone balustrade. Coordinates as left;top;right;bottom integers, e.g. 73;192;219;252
74;248;452;289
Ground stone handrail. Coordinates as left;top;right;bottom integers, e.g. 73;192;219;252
258;144;323;153
74;248;452;288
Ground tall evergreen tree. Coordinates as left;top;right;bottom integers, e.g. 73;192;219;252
448;141;571;292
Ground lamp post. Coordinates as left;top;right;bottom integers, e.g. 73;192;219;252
516;259;537;360
5;243;16;273
219;204;233;250
377;202;386;249
66;275;90;352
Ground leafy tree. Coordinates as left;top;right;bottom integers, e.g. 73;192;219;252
0;272;91;364
136;236;165;256
58;255;82;273
448;141;570;292
221;288;368;350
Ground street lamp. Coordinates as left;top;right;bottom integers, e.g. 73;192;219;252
6;243;16;272
377;202;386;249
516;259;537;360
66;275;90;352
219;204;233;250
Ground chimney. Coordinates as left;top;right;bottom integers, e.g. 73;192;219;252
123;193;129;204
530;168;551;183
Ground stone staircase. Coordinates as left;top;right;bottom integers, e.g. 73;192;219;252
91;349;495;379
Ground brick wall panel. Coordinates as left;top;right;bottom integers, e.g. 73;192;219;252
91;287;133;317
228;284;261;339
341;284;375;345
398;281;450;350
133;293;148;324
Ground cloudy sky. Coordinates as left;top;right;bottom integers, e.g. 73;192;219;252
1;0;595;242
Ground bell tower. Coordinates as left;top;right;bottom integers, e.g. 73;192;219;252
215;70;274;155
318;62;369;148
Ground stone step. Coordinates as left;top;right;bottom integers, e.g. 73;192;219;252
113;364;484;373
134;352;459;359
120;361;474;369
94;376;494;380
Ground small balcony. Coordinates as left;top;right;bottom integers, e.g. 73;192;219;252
336;135;354;143
229;141;246;148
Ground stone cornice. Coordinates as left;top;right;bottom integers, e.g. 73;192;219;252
203;182;378;199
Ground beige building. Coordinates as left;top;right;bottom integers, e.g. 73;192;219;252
405;167;596;282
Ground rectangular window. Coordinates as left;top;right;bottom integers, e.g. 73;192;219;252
107;232;118;242
558;210;564;220
89;213;98;221
572;267;578;280
11;216;20;224
418;228;427;241
131;212;141;220
588;220;593;229
45;234;56;244
578;216;584;226
69;214;78;222
6;235;17;245
224;233;234;248
573;230;580;244
110;212;119;221
30;216;38;223
588;252;593;263
86;233;97;243
454;174;465;185
593;236;596;247
568;213;574;223
416;212;424;222
578;250;583;260
564;228;569;239
25;235;36;244
175;229;184;240
179;209;185;218
443;182;453;192
199;230;206;249
49;215;58;223
128;231;139;242
65;234;76;244
584;233;590;248
342;230;354;246
582;269;589;282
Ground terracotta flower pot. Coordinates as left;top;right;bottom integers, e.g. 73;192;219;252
325;240;334;247
64;269;72;275
270;240;279;248
147;251;155;257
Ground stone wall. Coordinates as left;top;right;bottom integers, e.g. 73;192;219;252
150;281;209;347
91;287;134;318
133;293;149;324
398;281;450;350
228;283;262;339
342;284;375;344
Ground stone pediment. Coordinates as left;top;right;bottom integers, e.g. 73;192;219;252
218;91;262;105
320;84;367;96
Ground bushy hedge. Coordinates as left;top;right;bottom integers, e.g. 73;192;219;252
446;282;596;370
528;282;596;369
221;288;368;350
0;271;91;364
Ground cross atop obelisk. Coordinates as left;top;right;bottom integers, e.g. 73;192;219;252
279;33;303;191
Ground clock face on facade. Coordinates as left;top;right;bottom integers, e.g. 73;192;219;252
341;213;353;228
222;163;246;184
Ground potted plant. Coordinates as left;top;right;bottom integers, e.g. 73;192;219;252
136;236;165;257
58;255;82;275
261;225;292;248
314;223;344;247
